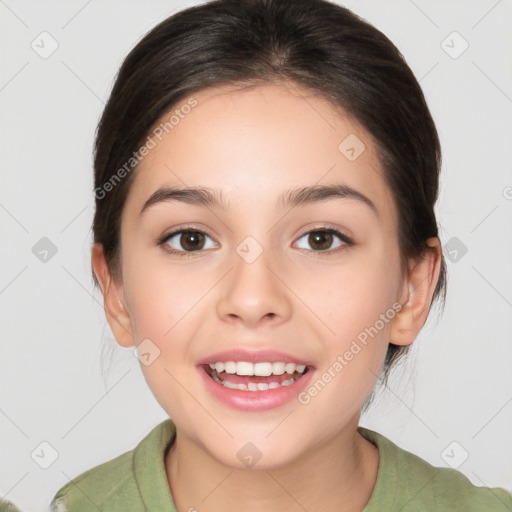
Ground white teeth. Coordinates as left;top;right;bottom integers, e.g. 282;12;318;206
207;361;308;376
221;380;239;390
272;362;285;375
224;361;237;374
210;372;298;391
236;361;254;376
285;363;295;374
254;362;273;376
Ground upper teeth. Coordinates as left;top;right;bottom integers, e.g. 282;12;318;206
208;361;307;376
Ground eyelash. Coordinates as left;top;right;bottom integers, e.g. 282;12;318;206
157;225;354;259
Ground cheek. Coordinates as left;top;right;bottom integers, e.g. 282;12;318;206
302;242;401;340
123;252;218;386
123;256;208;415
297;248;401;421
123;250;200;340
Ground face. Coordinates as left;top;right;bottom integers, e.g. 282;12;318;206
113;82;408;468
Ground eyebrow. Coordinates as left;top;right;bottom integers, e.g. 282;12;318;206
139;183;378;217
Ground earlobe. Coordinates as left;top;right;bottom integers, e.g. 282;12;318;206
91;243;135;348
389;238;442;347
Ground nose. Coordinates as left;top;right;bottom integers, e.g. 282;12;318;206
216;245;292;328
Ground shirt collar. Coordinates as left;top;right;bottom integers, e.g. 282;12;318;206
131;420;395;510
133;418;177;510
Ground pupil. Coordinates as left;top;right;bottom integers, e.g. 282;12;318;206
310;231;332;251
181;231;204;251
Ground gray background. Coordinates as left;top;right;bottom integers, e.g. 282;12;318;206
1;1;511;510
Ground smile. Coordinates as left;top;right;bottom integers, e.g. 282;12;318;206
196;348;315;410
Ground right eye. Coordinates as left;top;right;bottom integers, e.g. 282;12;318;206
158;229;217;256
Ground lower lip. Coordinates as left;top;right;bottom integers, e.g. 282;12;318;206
198;365;315;411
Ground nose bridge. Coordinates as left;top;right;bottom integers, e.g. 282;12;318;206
216;235;292;326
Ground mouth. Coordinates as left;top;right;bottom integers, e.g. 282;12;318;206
202;361;312;391
196;349;316;411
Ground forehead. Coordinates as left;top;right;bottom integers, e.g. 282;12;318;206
124;81;397;224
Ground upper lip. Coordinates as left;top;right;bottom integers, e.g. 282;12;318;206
197;349;313;367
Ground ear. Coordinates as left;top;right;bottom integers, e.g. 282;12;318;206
389;237;442;346
91;243;135;348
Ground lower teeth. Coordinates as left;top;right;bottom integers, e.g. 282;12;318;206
211;373;301;391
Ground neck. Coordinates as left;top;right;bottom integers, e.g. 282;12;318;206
165;416;379;512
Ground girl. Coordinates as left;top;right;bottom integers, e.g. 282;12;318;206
50;0;512;510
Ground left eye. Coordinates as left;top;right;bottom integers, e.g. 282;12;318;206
294;228;351;252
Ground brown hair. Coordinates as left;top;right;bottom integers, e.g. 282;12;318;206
92;0;447;387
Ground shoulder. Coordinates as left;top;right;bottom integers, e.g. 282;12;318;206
402;457;512;511
49;448;139;512
359;427;512;512
49;419;176;512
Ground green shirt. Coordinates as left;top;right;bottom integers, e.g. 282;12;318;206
50;419;512;511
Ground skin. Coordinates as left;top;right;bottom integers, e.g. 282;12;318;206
92;81;442;512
